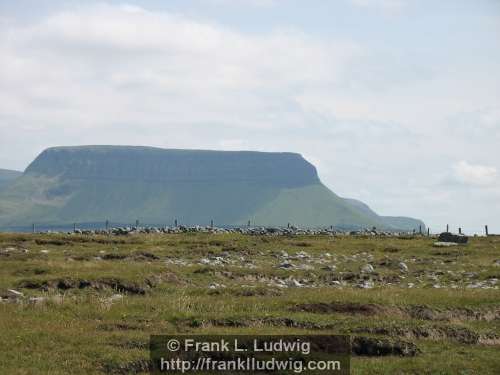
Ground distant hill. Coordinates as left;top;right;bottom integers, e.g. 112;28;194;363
0;146;425;230
344;198;425;232
0;168;22;191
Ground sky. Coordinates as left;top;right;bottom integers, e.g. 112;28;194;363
0;0;499;234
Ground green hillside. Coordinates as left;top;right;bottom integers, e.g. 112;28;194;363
0;146;425;230
0;168;22;191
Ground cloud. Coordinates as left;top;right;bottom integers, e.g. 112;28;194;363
0;3;360;135
0;2;500;233
453;161;498;187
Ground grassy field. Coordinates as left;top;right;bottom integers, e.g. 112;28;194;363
0;232;499;374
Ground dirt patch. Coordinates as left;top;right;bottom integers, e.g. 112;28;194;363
406;305;500;322
17;277;147;295
98;322;146;331
34;239;69;246
188;317;336;330
133;251;160;261
102;253;127;260
352;336;419;357
102;359;150;374
230;287;283;297
93;278;147;295
107;339;148;350
292;302;500;322
293;302;401;317
383;246;401;253
353;324;489;345
431;250;464;257
294;241;313;247
145;272;182;287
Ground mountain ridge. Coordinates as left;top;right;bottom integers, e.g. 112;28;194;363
0;146;425;231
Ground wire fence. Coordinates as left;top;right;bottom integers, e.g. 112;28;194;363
0;220;493;236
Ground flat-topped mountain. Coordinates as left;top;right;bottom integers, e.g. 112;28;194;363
26;146;320;187
0;146;425;230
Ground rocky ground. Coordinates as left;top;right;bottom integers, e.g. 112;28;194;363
0;232;499;374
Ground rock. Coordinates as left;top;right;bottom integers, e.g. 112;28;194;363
109;294;124;303
287;279;304;287
296;251;310;259
278;261;295;269
433;242;458;247
7;289;24;298
399;262;409;273
438;232;468;244
208;283;225;289
358;280;374;289
361;264;375;273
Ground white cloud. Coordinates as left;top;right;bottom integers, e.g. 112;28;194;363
453;161;498;187
0;2;500;233
0;3;360;134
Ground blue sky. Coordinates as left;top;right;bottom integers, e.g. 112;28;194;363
0;0;499;233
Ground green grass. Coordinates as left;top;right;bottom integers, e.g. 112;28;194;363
0;233;499;374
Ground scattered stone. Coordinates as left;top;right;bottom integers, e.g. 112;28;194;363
433;242;458;247
278;261;295;269
288;278;304;288
361;264;374;273
7;289;23;298
208;283;226;289
358;280;374;289
399;262;409;273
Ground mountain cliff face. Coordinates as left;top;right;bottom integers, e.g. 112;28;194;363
0;146;425;230
25;146;320;188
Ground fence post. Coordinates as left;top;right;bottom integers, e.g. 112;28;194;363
73;223;76;232
174;219;178;227
459;227;462;234
32;223;35;233
485;225;489;236
419;225;422;234
247;220;250;227
105;220;109;230
446;224;449;232
210;219;214;228
427;228;430;237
